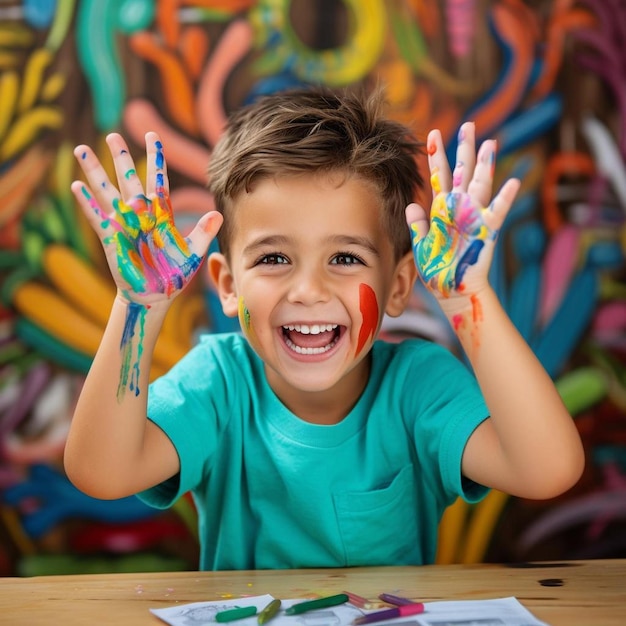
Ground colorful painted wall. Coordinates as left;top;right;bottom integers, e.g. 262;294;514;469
0;0;625;575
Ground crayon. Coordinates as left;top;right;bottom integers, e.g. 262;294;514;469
285;594;349;615
343;591;386;610
258;599;281;625
353;603;425;625
377;593;416;606
216;606;258;622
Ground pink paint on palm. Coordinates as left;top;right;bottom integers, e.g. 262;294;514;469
539;224;580;325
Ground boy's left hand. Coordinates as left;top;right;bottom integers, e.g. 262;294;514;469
407;122;520;311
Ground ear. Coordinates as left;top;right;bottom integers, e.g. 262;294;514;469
207;252;239;318
385;251;418;317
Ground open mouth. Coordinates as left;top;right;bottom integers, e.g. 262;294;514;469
282;323;342;355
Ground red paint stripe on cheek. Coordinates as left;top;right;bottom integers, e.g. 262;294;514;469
356;283;379;356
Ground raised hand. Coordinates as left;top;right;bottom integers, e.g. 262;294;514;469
406;122;520;308
70;132;222;398
71;132;222;306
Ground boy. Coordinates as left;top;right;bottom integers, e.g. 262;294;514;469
64;88;584;570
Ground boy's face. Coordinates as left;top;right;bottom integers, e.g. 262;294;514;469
209;173;415;417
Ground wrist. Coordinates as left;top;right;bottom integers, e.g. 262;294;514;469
439;285;496;323
113;292;172;320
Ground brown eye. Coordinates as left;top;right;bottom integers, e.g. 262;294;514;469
331;253;364;266
259;254;288;265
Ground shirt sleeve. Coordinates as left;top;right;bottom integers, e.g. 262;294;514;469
136;337;230;509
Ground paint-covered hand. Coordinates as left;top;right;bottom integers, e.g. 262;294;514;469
407;122;520;309
71;132;222;305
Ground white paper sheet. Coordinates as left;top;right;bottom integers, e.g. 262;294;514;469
150;593;550;626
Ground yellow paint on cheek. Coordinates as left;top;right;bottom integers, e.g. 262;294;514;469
238;296;251;333
238;296;258;347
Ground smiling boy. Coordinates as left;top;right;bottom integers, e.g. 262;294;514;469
64;88;584;570
209;172;411;423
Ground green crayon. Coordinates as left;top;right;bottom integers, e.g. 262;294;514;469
285;594;349;615
216;606;258;622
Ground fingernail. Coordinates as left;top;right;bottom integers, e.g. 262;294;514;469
202;213;219;233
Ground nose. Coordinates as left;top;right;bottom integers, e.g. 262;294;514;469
286;265;330;305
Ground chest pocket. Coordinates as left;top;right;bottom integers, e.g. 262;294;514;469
333;464;420;566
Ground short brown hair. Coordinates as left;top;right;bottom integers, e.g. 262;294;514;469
208;87;424;260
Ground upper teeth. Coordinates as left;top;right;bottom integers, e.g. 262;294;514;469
283;324;338;335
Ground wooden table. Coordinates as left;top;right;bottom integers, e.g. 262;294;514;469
1;560;624;625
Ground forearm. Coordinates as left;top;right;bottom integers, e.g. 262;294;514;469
64;295;174;498
66;131;220;499
447;287;585;498
410;123;584;497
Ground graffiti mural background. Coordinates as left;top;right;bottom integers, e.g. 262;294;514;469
0;0;624;574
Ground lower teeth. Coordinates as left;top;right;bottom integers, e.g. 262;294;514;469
285;337;337;355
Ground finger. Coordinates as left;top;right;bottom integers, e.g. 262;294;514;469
483;178;521;233
144;131;169;199
467;139;496;208
70;179;120;240
426;129;451;195
451;121;476;191
105;133;145;201
405;202;429;244
73;143;121;217
185;211;224;258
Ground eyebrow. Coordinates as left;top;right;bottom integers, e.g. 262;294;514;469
329;235;380;257
242;235;289;257
242;234;380;257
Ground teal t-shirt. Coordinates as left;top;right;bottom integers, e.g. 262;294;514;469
138;333;489;570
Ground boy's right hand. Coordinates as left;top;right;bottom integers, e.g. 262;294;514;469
71;132;222;306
